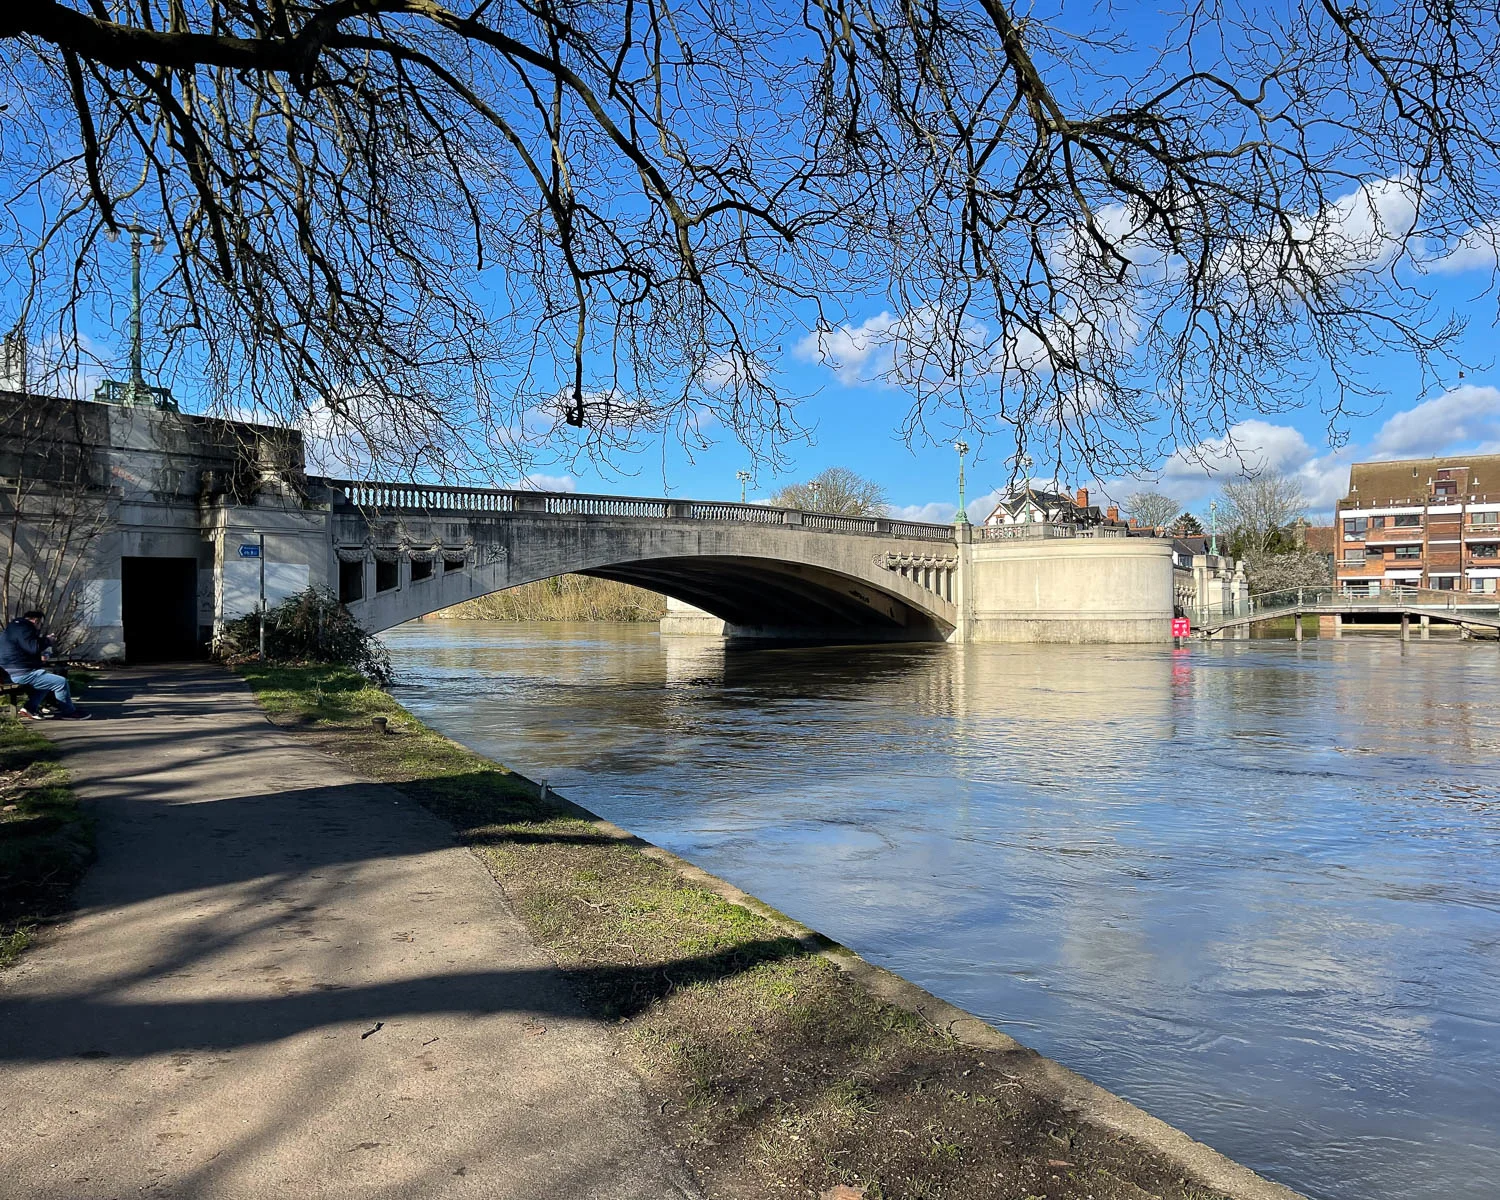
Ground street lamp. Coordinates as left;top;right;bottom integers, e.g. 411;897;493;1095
954;440;970;525
808;479;823;511
1209;499;1219;556
736;470;751;503
96;221;176;411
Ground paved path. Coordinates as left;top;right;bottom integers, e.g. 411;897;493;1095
0;666;698;1200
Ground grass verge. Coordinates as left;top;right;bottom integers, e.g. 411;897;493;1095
0;711;93;967
239;662;1233;1200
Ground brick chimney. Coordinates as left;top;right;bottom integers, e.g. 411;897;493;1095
1128;517;1139;528
1075;487;1089;508
1106;505;1119;522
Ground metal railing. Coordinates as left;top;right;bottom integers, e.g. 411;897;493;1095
977;521;1130;540
321;478;957;542
1191;583;1500;630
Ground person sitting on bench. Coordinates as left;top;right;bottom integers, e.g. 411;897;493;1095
0;610;90;721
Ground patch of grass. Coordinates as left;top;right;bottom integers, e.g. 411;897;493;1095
238;663;1237;1200
0;712;92;966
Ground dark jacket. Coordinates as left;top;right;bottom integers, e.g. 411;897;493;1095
0;618;51;675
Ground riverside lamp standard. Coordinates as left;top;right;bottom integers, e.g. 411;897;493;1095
737;470;752;503
809;480;823;511
1209;500;1219;556
954;441;971;525
94;223;177;411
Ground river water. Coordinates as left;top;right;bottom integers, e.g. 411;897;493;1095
382;621;1500;1200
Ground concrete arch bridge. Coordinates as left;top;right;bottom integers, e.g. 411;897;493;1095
326;481;964;641
0;397;1174;659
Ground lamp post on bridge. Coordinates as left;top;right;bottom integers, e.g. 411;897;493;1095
1209;500;1219;556
736;470;751;503
809;479;823;511
96;221;177;411
954;440;970;525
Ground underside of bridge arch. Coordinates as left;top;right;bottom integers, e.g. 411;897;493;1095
578;555;952;641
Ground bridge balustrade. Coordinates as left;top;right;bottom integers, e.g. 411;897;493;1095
689;501;784;524
978;522;1080;540
887;520;960;542
323;478;957;542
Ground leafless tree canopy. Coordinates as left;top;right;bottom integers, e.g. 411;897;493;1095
2;0;1498;481
770;466;889;515
1125;491;1180;529
1221;470;1309;554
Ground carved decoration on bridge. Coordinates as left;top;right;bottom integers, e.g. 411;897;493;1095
874;551;959;605
875;552;958;569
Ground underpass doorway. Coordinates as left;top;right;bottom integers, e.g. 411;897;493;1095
121;556;201;662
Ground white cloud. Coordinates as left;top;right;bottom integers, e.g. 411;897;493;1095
1310;177;1420;274
1369;384;1500;458
1121;418;1351;514
794;312;901;381
1109;383;1500;520
888;500;957;523
887;487;1032;527
1421;221;1500;276
514;472;577;492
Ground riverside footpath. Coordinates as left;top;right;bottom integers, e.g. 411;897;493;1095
0;667;698;1199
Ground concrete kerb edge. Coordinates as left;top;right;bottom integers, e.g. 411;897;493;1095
521;781;1306;1200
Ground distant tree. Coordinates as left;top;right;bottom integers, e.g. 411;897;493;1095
1220;473;1308;556
1125;492;1181;529
1244;549;1332;593
770;467;889;516
1173;512;1204;536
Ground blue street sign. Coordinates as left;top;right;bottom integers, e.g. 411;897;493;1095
239;543;261;558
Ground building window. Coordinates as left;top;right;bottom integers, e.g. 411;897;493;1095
1342;548;1366;566
1472;542;1499;559
1393;545;1422;559
1343;517;1367;540
1435;481;1456;497
1369;516;1386;530
1472;577;1498;594
1433;576;1458;590
1471;511;1499;525
1393;513;1422;527
1365;545;1384;558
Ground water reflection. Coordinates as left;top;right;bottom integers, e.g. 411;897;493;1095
384;622;1500;1200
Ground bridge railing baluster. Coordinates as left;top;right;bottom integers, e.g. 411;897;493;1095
319;477;960;542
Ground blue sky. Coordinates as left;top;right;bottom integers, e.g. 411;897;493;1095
6;0;1498;526
527;261;1500;526
36;234;1499;527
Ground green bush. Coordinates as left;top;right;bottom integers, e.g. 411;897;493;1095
217;588;393;686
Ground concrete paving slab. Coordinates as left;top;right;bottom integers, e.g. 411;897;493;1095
0;666;699;1200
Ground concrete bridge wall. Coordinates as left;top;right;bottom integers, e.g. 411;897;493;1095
964;536;1175;643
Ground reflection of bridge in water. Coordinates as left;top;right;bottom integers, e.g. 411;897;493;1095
1195;587;1500;640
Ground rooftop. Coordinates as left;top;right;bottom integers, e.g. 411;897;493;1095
1339;454;1500;509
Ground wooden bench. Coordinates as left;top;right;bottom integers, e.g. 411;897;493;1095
0;666;35;714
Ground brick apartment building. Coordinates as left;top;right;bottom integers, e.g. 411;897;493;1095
1334;454;1500;595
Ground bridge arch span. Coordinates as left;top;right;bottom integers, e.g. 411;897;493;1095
335;507;959;641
